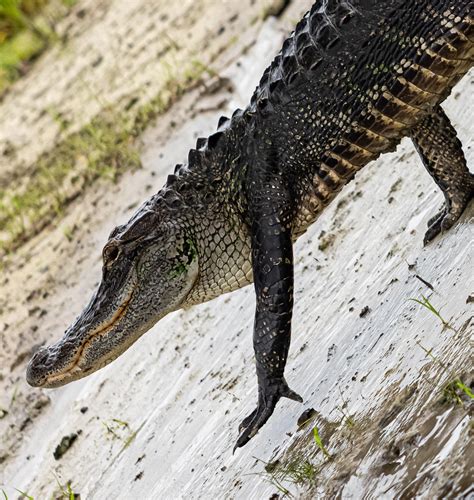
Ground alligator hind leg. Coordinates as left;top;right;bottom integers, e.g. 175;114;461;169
410;105;474;245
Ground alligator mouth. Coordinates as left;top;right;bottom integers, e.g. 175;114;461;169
42;287;135;387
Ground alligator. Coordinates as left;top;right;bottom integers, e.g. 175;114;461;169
27;0;473;450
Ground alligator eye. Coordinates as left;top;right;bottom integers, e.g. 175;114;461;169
104;244;120;264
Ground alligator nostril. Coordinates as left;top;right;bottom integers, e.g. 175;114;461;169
32;347;49;365
26;347;51;387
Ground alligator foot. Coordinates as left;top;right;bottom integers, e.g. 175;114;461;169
234;378;302;452
423;206;450;245
411;106;474;246
423;197;473;246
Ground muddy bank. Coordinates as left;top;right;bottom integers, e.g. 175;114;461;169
1;2;473;499
0;0;298;254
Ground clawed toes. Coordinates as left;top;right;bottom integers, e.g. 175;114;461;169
234;403;274;452
238;408;257;433
280;385;303;403
423;221;442;245
423;211;460;246
426;208;446;229
424;207;445;245
233;379;303;452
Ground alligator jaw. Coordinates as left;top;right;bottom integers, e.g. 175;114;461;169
26;287;135;388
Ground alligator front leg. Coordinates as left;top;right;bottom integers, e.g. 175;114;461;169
234;169;302;451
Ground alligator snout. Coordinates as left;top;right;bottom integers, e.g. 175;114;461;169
26;338;86;388
26;346;52;387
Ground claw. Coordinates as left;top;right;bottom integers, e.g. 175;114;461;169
281;386;303;403
423;221;442;245
238;408;258;433
423;206;461;246
233;379;302;452
423;206;446;245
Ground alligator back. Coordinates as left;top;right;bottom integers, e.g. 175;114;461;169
165;0;472;246
233;0;471;236
241;0;472;235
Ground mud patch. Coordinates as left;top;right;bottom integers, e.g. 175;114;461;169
53;432;79;460
255;380;473;498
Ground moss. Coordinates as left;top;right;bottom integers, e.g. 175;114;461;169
0;108;141;255
0;57;210;257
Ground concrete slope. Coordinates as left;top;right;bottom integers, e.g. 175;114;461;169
1;14;473;500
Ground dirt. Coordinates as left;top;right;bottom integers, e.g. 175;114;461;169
0;1;473;498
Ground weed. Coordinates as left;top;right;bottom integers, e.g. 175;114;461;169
185;59;219;80
111;417;129;427
102;417;142;452
279;459;318;485
416;341;472;407
15;488;35;500
9;386;18;406
1;488;34;500
102;418;128;440
53;472;78;499
443;379;474;405
335;406;355;428
62;225;75;241
409;295;455;332
253;455;319;497
65;483;76;500
0;57;210;258
336;388;355;428
47;107;70;132
122;428;138;450
312;425;331;459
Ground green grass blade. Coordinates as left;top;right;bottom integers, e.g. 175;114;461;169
313;426;330;459
455;380;474;399
14;489;34;500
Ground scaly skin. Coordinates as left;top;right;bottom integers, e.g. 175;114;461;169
27;0;474;450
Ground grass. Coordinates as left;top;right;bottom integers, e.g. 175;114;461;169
0;27;44;86
9;385;18;406
0;56;211;258
53;472;78;500
1;473;78;499
102;417;143;453
312;425;331;459
0;107;141;255
253;456;319;497
443;379;474;405
102;417;129;440
410;293;472;405
1;488;33;500
416;341;473;406
61;224;76;242
0;0;76;94
335;405;355;429
336;388;355;429
252;418;335;496
409;295;455;332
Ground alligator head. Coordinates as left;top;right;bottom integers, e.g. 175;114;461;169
26;198;200;388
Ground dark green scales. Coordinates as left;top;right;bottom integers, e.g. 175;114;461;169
27;0;473;450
